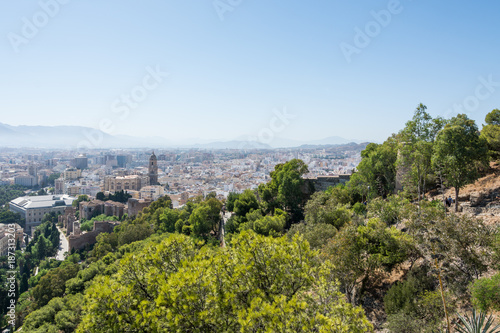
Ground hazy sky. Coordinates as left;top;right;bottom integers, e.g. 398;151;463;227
1;1;499;144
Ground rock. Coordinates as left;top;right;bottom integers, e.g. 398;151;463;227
458;193;470;202
470;191;486;207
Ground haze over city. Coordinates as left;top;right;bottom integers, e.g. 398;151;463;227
1;1;500;146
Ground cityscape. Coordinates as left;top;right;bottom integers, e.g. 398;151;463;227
1;143;364;242
1;1;500;332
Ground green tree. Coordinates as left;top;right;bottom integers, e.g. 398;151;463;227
481;109;500;160
485;108;500;125
95;192;106;201
189;205;212;237
31;263;80;309
234;189;259;219
108;190;132;203
158;207;181;233
432;114;488;211
258;159;309;224
304;191;352;229
91;232;118;259
47;173;61;186
78;232;373;332
398;104;445;200
188;198;222;238
22;293;84;333
225;192;240;212
354;136;398;198
366;194;412;225
0;209;24;227
117;222;152;246
322;219;414;304
407;214;495;295
287;222;337;249
384;267;435;317
239;214;286;236
35;235;50;261
72;195;89;208
0;184;26;206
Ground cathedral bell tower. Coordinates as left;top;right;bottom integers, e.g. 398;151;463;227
149;152;158;185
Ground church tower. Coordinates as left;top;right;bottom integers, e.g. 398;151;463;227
148;152;158;185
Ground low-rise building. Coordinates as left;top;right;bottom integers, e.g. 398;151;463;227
9;195;75;234
0;223;24;256
63;168;81;181
140;185;165;201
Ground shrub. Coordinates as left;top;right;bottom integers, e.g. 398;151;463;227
287;222;337;249
470;272;500;312
386;312;426;333
384;267;435;316
352;202;367;215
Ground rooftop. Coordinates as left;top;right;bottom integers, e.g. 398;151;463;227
10;195;76;209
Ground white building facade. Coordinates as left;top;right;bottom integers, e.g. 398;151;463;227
9;195;75;235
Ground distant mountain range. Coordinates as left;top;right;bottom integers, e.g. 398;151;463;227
0;123;369;149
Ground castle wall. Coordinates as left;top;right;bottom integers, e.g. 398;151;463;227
68;220;120;251
304;175;351;193
127;198;152;217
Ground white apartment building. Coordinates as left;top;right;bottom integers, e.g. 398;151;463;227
14;175;37;187
140;185;165;201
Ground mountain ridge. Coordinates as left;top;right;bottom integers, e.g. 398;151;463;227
0;123;369;149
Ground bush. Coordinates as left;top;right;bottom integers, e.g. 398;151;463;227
385;290;451;333
287;222;337;249
239;215;286;237
304;191;353;228
470;272;500;312
386;312;426;333
384;267;435;316
384;265;451;333
79;220;94;232
352;202;367;215
225;215;243;234
367;195;412;225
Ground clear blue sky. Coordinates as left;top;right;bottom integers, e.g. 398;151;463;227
1;0;499;145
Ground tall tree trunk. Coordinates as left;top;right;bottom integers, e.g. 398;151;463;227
455;187;459;212
439;171;446;216
422;174;426;200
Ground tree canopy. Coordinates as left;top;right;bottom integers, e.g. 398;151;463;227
78;231;373;332
432;114;488;211
258;159;309;224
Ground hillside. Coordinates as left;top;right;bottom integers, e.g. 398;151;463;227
430;162;500;225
